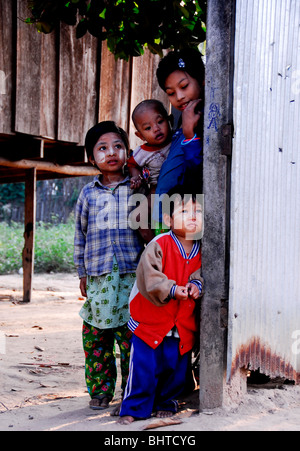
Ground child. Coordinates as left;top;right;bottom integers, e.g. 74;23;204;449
119;186;204;424
127;99;173;242
74;121;143;411
153;48;205;224
128;99;172;192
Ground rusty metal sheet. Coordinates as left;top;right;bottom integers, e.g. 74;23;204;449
228;0;300;383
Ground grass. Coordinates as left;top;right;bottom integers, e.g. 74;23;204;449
0;220;76;275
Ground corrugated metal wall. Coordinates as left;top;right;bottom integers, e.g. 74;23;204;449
228;0;300;382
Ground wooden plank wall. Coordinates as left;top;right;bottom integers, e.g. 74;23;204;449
0;0;169;152
0;0;14;135
99;44;131;132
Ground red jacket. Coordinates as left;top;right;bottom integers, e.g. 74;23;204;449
128;231;203;355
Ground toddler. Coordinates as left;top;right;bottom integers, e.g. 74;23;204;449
128;99;172;193
128;99;172;241
119;186;204;424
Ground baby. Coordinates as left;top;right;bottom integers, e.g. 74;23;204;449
128;99;172;194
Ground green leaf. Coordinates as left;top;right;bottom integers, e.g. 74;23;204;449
26;0;207;61
99;8;106;19
36;21;54;34
147;42;163;57
178;6;190;19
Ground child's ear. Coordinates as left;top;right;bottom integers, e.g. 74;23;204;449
135;130;145;141
162;213;172;228
88;155;95;166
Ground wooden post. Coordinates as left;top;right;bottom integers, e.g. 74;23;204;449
22;168;36;302
199;0;235;409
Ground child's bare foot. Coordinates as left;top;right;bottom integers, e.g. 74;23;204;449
118;415;135;425
110;402;122;416
89;397;110;410
156;411;174;418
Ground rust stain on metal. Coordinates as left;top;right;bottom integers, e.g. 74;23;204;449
230;336;299;384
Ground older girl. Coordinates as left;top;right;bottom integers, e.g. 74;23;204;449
74;121;143;410
153;48;205;225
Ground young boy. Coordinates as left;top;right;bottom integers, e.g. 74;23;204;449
128;99;173;242
128;99;172;192
119;186;204;424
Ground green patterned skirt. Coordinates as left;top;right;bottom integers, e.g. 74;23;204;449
79;258;136;400
79;258;136;329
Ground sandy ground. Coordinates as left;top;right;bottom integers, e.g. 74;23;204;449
0;272;300;433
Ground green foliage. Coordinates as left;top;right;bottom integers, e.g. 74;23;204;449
0;183;25;222
26;0;206;60
0;222;24;274
34;220;76;273
0;220;76;274
0;183;25;207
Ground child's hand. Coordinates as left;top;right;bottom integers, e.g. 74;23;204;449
130;176;142;189
186;282;199;299
174;285;189;300
80;277;87;298
182;99;203;139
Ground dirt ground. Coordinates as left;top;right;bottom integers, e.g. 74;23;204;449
0;272;300;432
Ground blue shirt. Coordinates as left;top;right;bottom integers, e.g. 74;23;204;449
74;176;143;279
153;128;203;222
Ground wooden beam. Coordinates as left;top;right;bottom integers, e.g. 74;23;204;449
22;168;37;303
0;157;100;177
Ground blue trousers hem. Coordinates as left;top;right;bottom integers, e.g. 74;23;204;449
120;335;188;419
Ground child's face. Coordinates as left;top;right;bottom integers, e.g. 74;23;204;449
164;197;203;240
135;106;171;147
164;70;202;111
90;132;127;174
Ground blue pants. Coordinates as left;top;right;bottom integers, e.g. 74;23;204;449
120;334;189;419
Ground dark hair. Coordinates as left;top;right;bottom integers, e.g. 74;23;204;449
85;121;129;161
162;185;201;218
156;48;205;92
132;99;169;129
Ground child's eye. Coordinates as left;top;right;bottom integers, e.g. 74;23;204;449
180;83;189;90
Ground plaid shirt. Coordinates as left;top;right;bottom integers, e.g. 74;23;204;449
74;176;143;279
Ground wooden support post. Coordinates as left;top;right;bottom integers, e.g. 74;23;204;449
22;168;36;302
199;0;235;409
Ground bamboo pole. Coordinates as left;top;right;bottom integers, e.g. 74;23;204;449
22;168;36;303
0;157;99;176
